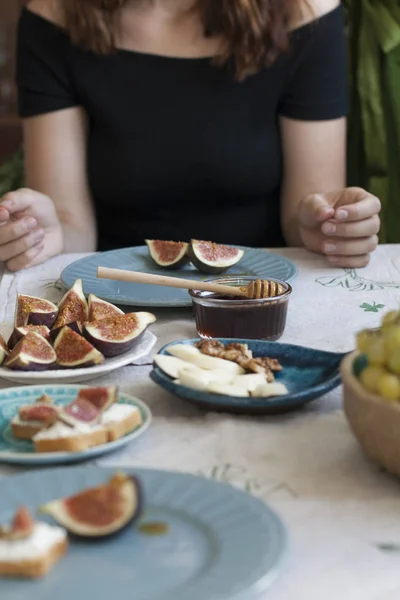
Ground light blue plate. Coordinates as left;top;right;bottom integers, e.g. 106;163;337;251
150;338;346;414
61;245;297;307
0;385;151;465
0;466;286;600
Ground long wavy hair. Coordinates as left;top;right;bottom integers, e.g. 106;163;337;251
61;0;305;80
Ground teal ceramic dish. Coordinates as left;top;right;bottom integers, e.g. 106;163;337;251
60;245;298;308
0;385;151;465
150;338;346;414
0;466;287;600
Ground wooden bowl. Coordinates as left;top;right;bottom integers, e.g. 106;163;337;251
341;351;400;477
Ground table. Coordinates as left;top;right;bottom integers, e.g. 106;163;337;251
1;245;400;599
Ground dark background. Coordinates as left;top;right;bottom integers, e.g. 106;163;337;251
0;0;25;165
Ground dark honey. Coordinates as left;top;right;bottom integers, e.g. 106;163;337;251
189;279;292;341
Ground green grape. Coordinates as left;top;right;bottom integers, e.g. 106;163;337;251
356;330;372;354
377;372;400;401
383;326;400;354
387;352;400;375
360;365;385;394
382;310;400;328
365;336;387;366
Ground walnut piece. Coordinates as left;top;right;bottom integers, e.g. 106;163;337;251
196;340;282;381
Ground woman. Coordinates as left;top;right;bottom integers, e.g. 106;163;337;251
0;0;381;271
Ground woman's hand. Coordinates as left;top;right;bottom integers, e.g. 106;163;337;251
298;187;381;267
0;188;63;271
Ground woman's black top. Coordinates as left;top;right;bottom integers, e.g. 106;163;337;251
16;6;348;251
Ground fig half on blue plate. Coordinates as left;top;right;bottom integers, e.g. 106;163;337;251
39;472;142;538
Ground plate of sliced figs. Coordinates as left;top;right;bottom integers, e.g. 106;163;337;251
60;240;298;307
150;338;346;414
0;279;157;385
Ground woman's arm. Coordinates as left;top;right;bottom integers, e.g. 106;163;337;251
23;107;97;253
280;115;347;247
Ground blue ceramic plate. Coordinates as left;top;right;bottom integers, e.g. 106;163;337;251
0;385;151;465
150;338;346;414
0;466;287;600
61;246;297;307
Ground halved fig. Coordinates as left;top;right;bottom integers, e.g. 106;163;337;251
54;326;104;368
0;333;8;365
0;507;35;541
59;397;100;426
145;239;189;269
14;294;58;329
88;294;124;322
51;278;88;338
8;325;50;351
4;331;57;371
76;386;118;412
40;472;142;537
188;239;244;274
19;402;59;425
84;312;156;357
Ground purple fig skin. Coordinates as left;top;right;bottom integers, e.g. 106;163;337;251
4;331;57;371
27;311;58;329
50;320;83;343
41;475;143;539
14;294;58;329
188;240;244;274
8;326;51;351
145;240;189;270
83;327;147;358
83;311;156;358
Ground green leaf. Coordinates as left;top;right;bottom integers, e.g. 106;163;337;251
360;302;385;313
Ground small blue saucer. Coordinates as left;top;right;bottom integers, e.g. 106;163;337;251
150;338;347;414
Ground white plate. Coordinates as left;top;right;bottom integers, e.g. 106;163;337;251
0;324;156;385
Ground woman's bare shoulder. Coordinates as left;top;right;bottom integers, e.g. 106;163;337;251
290;0;341;30
26;0;64;26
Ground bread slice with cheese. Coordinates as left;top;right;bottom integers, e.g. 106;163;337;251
101;404;143;442
32;421;108;453
0;507;68;579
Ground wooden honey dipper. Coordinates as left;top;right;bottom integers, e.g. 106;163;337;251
97;266;286;299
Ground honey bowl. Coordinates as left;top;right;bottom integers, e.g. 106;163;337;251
189;276;292;341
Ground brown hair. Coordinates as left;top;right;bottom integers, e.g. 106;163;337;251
61;0;305;80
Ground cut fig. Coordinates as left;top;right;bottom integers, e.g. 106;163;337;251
76;386;118;412
188;239;244;274
54;326;104;368
84;311;156;357
59;397;100;426
19;402;59;425
4;331;57;371
8;325;50;351
0;333;8;365
40;472;142;537
51;278;88;338
14;294;58;329
88;294;124;322
145;239;189;269
0;507;35;541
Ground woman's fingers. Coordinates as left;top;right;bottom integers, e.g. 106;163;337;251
326;254;371;268
323;235;378;257
321;215;380;238
0;228;45;263
0;217;38;245
6;242;45;272
333;194;381;222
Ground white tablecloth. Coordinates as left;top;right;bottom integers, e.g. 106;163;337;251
1;246;400;599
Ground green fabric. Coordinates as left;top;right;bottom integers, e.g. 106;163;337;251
346;0;400;243
0;149;25;198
